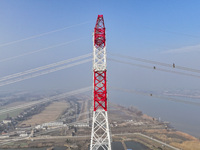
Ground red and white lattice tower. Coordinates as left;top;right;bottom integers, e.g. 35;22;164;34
90;15;112;150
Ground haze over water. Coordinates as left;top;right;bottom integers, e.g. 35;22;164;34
110;92;200;138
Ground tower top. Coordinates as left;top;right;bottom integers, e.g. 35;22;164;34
95;15;105;29
94;15;105;49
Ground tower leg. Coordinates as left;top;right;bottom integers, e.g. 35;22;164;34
90;109;111;150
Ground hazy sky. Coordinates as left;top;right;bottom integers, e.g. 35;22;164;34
1;0;200;137
0;0;200;93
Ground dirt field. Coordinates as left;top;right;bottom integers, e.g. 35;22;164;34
171;140;200;150
77;100;89;121
19;101;69;126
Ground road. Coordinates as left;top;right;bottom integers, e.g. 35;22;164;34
0;132;180;150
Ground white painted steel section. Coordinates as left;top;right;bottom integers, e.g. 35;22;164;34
90;110;111;150
93;33;107;72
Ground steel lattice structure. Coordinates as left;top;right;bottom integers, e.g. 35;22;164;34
90;15;112;150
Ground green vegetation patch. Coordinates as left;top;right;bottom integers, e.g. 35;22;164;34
0;109;24;121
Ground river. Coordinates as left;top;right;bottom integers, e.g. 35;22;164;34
111;93;200;138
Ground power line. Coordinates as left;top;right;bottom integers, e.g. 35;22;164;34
0;37;87;63
109;53;171;67
0;53;92;82
0;21;92;48
108;58;153;69
108;58;200;79
109;52;200;74
0;58;92;87
110;86;200;107
0;86;92;115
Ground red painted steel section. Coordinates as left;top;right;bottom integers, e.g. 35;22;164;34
94;15;105;49
93;70;107;111
93;15;107;111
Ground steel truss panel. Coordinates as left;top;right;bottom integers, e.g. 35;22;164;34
94;71;107;111
93;46;106;71
90;110;111;150
90;15;112;150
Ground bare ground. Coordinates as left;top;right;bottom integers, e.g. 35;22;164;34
18;101;69;126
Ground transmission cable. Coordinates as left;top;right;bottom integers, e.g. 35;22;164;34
110;86;200;107
0;37;87;63
0;21;92;48
109;52;200;74
0;53;92;82
108;58;200;79
0;86;92;115
0;58;92;87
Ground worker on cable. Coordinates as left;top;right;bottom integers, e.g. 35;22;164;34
173;63;175;68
